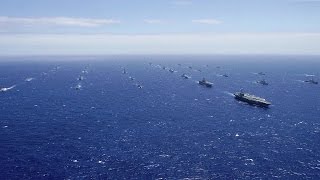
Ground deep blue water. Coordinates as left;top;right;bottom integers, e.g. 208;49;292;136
0;55;320;179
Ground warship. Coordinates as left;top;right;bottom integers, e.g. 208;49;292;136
256;79;268;85
75;84;82;90
0;87;7;92
135;84;143;89
258;72;266;76
198;78;213;88
78;76;84;81
0;85;16;92
304;78;318;84
25;77;34;82
234;91;271;107
222;74;229;77
82;70;88;74
181;74;191;79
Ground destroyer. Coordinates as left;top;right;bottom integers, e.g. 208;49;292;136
256;79;268;85
198;78;213;88
75;84;82;90
78;76;84;81
135;84;143;89
0;85;16;92
25;77;34;82
181;74;191;79
234;91;271;107
304;78;318;84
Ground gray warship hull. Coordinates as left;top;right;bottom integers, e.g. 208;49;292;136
198;81;213;87
234;92;271;107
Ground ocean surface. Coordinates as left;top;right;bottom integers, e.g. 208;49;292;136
0;55;319;179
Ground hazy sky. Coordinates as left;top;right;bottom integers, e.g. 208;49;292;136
0;0;320;55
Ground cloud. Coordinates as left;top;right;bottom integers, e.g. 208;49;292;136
192;19;222;25
0;33;319;55
294;0;320;2
171;0;192;6
144;19;166;24
292;0;320;5
0;16;120;27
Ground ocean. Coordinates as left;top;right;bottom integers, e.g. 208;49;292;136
0;55;319;179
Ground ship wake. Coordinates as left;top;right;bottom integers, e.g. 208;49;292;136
223;91;235;97
0;85;16;92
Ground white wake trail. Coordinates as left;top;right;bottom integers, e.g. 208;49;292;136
0;85;16;92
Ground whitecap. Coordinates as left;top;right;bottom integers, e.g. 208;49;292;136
144;164;160;169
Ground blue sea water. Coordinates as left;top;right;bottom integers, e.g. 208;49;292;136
0;55;320;179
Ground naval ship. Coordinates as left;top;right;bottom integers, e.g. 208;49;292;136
198;78;213;87
78;76;84;81
256;79;268;85
181;74;191;79
234;91;271;107
304;78;318;84
0;85;16;92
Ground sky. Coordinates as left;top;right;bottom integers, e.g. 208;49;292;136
0;0;320;55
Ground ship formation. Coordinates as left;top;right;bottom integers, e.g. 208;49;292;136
153;64;274;108
7;62;320;110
